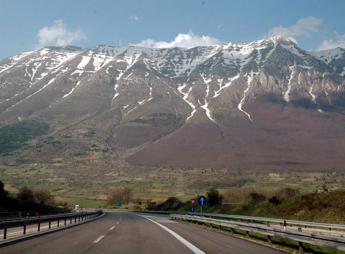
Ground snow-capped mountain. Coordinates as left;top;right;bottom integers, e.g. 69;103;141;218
1;37;345;170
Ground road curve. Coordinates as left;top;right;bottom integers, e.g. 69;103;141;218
0;212;286;254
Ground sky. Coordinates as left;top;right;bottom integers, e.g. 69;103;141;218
0;0;345;59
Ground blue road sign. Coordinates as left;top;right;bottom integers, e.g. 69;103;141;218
197;195;207;206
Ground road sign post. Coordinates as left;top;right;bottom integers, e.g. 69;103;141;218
197;195;207;214
191;199;196;213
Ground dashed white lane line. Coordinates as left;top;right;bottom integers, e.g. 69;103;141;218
93;216;121;244
93;235;105;244
140;215;206;254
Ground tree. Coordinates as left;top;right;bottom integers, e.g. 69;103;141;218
34;190;54;207
155;197;182;211
107;187;132;206
207;188;223;206
17;186;35;203
248;192;266;204
268;196;281;205
0;180;8;197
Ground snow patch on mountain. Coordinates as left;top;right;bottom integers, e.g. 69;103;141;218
311;47;345;63
214;74;240;98
238;73;255;121
63;80;82;98
71;55;91;76
284;66;295;103
178;84;196;121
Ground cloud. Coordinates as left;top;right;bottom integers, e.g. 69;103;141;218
319;35;345;50
129;14;139;22
134;32;221;48
37;20;86;47
268;17;322;40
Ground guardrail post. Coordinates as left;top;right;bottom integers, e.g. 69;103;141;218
57;219;60;227
38;221;41;232
298;242;305;253
226;227;234;233
267;236;272;243
3;228;7;239
49;221;51;229
64;218;67;226
70;218;72;224
23;224;27;235
75;216;77;223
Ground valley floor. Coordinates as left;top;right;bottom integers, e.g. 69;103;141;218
0;162;344;209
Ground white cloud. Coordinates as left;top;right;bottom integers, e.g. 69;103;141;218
268;17;322;40
134;32;221;49
37;20;86;47
129;14;139;22
319;35;345;50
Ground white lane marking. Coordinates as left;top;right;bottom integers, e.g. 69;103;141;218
140;215;206;254
116;221;119;225
93;235;105;244
109;225;115;231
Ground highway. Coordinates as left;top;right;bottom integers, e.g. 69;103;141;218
0;212;286;254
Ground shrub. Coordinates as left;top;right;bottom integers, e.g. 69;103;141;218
152;197;183;211
207;188;223;206
248;192;266;204
17;187;35;203
0;181;8;197
269;196;281;205
34;190;54;207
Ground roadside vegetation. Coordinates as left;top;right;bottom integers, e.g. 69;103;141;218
148;187;345;224
148;188;345;254
107;187;132;207
0;180;68;217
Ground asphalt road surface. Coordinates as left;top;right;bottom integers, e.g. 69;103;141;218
1;212;286;254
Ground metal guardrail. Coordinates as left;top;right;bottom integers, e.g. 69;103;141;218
0;210;103;240
0;210;69;220
171;214;345;252
143;210;345;233
189;212;345;232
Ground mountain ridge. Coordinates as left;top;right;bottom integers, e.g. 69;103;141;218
1;37;345;170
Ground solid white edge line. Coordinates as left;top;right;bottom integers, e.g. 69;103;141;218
93;235;105;244
109;225;116;231
139;215;206;254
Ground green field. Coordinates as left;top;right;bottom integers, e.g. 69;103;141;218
1;162;344;210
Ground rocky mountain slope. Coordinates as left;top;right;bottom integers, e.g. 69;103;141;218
1;37;345;170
